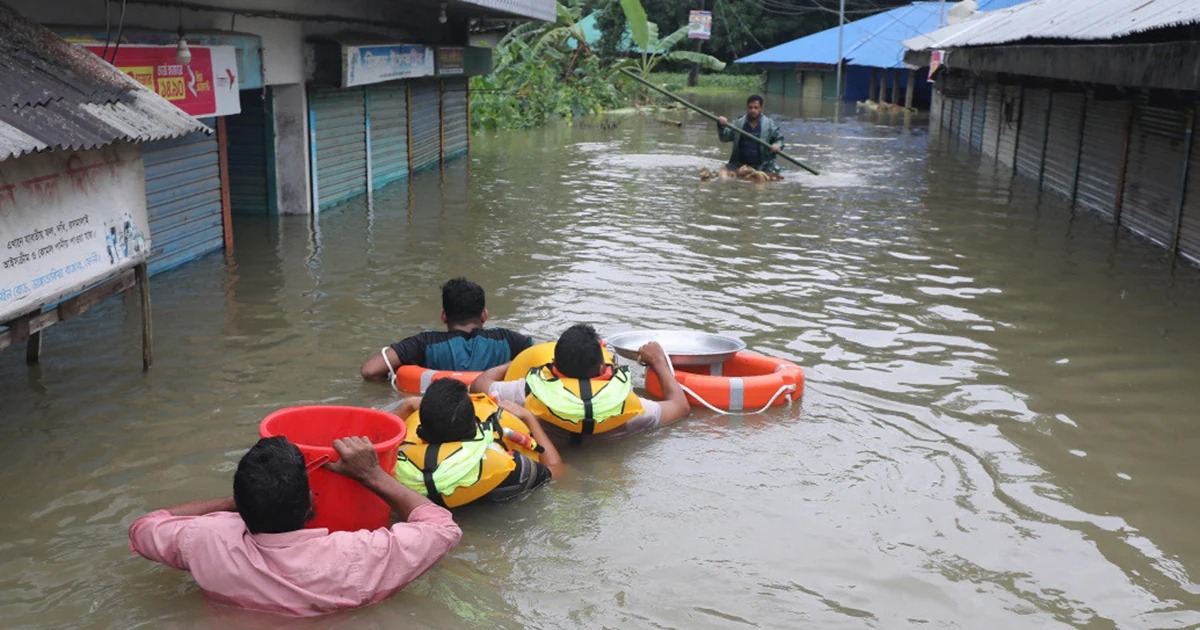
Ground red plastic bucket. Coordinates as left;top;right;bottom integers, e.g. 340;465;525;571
259;405;406;532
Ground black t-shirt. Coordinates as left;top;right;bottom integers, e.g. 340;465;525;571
389;328;534;371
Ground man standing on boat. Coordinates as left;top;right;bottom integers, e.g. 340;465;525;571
717;94;784;180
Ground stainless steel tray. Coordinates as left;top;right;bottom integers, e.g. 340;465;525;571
606;330;747;366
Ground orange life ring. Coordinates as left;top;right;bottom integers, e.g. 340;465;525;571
644;351;804;411
393;366;479;395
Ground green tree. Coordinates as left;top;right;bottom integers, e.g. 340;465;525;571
614;0;726;85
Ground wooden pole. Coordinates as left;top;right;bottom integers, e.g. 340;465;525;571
26;330;41;365
136;262;153;370
617;68;820;175
905;69;916;110
878;71;887;106
216;117;234;254
890;69;900;108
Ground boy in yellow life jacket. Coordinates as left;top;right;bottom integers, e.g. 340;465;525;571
395;379;563;505
471;324;691;442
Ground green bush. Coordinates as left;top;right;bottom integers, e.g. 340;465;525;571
646;71;765;92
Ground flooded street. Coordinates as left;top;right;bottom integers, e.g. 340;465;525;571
3;94;1200;628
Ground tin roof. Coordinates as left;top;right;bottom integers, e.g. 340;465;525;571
0;2;208;161
737;0;1029;68
905;0;1200;50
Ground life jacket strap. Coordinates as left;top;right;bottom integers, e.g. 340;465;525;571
422;446;446;507
578;377;595;436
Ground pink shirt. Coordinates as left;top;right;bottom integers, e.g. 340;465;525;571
128;504;461;617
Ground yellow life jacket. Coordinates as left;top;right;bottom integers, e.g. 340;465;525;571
524;363;644;435
396;393;541;507
505;341;616;381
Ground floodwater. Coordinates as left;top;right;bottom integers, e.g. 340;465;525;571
3;94;1200;629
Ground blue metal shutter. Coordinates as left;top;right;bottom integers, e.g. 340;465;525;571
1121;96;1188;247
367;82;409;189
409;80;441;173
309;87;367;209
955;91;970;143
442;78;468;161
1016;89;1050;180
226;89;271;214
143;119;223;276
1180;107;1200;264
982;85;1001;158
969;84;986;150
1075;97;1130;221
996;86;1021;170
1043;91;1084;200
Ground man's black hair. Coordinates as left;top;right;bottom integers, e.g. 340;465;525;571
417;379;478;443
233;437;311;534
554;323;604;379
441;277;486;325
747;94;764;106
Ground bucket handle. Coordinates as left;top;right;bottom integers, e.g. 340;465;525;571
305;454;331;473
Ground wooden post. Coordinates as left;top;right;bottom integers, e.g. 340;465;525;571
25;330;41;365
868;68;877;101
1169;108;1195;260
905;69;916;110
878;71;887;106
136;262;153;370
890;69;900;108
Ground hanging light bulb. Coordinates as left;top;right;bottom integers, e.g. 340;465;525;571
176;24;191;65
438;1;448;24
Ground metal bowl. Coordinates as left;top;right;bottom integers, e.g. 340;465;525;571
606;330;747;366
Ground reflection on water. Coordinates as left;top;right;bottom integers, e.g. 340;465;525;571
3;94;1200;628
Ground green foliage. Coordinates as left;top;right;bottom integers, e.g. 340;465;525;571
646;71;764;93
470;2;629;130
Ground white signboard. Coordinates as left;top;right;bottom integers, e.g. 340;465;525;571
1;144;150;322
211;46;242;117
344;44;435;87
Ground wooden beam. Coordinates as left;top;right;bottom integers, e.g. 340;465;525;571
136;262;153;371
217;117;234;254
0;268;136;353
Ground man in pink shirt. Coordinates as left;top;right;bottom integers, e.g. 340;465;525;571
128;435;462;617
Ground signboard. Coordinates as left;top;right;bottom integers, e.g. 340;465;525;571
436;47;464;76
688;11;712;40
83;45;241;117
343;44;435;87
1;144;150;322
928;50;944;82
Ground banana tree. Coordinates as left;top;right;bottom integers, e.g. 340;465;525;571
616;0;726;83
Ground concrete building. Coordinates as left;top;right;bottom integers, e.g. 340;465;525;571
905;0;1200;266
6;0;554;276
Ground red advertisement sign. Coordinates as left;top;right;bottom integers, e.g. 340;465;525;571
83;45;216;116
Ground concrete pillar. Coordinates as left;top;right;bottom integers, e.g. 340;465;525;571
270;83;311;216
890;69;900;107
905;69;916;110
878;71;887;106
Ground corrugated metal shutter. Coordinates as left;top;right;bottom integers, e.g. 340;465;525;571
442;78;468;161
955;91;970;143
931;88;943;129
366;82;409;189
1180;108;1200;264
969;84;986;150
1120;97;1188;247
801;72;822;100
1016;89;1050;180
997;85;1021;169
143;119;223;276
983;85;1001;158
1043;91;1085;199
409;80;441;173
1075;97;1130;221
309;86;367;209
226;89;270;214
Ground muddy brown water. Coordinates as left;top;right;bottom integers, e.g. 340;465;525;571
2;95;1199;629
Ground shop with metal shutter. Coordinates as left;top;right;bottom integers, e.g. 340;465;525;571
969;84;987;150
366;82;410;189
1179;109;1200;264
1074;96;1131;221
996;86;1021;170
142;118;224;276
309;86;368;210
226;89;272;214
442;78;469;161
409;79;442;173
1120;97;1189;247
1042;91;1085;200
1016;89;1050;181
982;86;1001;158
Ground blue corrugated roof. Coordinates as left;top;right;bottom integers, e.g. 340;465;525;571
736;0;1029;68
